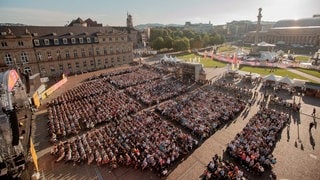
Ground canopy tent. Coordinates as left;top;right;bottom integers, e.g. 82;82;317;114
278;76;293;86
257;41;276;47
292;78;308;87
263;74;278;82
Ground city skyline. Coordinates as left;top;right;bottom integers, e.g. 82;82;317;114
0;0;319;27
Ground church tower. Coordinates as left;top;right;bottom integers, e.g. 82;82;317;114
126;13;133;29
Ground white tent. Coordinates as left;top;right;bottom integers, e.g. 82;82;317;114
257;41;276;47
278;76;293;85
263;74;277;82
292;78;308;87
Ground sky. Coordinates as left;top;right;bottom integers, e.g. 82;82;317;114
0;0;319;26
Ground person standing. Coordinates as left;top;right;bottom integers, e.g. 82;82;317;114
312;108;316;116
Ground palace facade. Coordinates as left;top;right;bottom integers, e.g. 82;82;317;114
0;16;139;78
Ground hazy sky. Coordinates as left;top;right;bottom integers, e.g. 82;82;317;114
0;0;319;26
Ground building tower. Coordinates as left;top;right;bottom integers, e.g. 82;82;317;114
255;8;262;45
126;13;133;29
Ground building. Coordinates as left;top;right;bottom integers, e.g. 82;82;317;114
184;21;214;33
0;22;134;78
243;15;320;48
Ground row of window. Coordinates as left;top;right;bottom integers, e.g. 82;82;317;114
39;56;131;75
3;52;29;65
34;37;96;46
1;41;24;47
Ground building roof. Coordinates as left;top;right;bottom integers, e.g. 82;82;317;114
273;17;320;28
0;25;119;38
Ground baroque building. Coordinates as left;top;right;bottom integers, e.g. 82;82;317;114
243;15;320;47
0;18;136;78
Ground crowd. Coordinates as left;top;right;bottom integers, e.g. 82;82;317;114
125;78;191;106
212;80;253;100
201;154;245;180
226;108;289;174
108;68;164;89
47;79;142;140
51;110;198;176
269;94;301;112
83;66;140;82
156;87;246;139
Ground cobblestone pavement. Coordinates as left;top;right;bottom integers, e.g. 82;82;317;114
31;65;320;180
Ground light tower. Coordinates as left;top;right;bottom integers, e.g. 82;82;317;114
255;8;262;45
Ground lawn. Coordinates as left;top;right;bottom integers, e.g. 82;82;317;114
217;45;236;53
295;55;310;62
177;54;227;68
295;67;320;78
239;65;315;82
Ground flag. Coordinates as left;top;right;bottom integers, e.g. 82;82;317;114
30;139;39;172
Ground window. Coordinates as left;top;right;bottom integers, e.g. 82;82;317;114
1;42;8;47
24;67;31;74
88;48;93;56
59;64;63;71
81;48;86;57
73;50;78;58
20;52;29;64
83;61;87;67
103;38;106;41
97;59;101;65
4;54;13;65
75;62;79;68
96;48;100;55
50;66;55;72
117;56;120;62
54;39;59;45
71;38;76;44
44;39;50;45
105;58;108;65
110;46;113;54
90;60;94;66
68;63;72;69
56;50;61;60
103;47;107;55
94;37;99;42
18;41;24;46
115;37;118;41
40;67;46;76
109;37;113;41
79;38;83;44
63;38;68;44
36;52;42;61
65;50;70;59
34;39;40;46
121;37;125;41
47;51;52;60
86;37;91;43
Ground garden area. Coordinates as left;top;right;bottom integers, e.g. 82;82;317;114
177;54;227;68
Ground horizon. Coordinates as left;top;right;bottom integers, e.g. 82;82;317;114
0;0;319;27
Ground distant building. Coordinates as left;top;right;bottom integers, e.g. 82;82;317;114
243;15;320;47
184;21;213;33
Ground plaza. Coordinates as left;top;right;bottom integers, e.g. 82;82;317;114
30;60;320;180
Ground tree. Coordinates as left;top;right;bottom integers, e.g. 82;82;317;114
164;36;173;49
152;37;165;50
173;37;190;51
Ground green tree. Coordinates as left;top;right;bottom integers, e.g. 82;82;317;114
164;36;173;49
152;37;165;50
173;37;190;51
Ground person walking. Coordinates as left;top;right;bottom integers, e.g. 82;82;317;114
312;107;316;116
309;122;315;131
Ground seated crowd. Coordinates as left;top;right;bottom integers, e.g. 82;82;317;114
51;110;198;176
108;68;164;89
48;79;142;140
156;87;246;139
226;108;289;174
269;94;301;112
201;154;245;180
83;66;140;82
125;77;191;106
212;80;253;100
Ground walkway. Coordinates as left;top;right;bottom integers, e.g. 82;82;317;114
287;68;320;83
